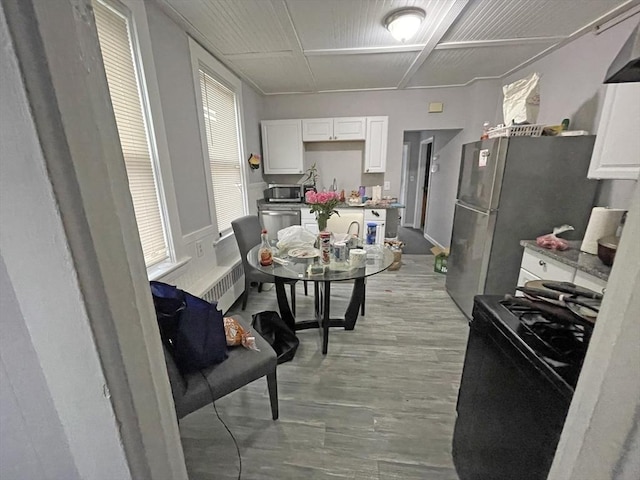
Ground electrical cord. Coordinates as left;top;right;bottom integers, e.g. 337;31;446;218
199;370;242;480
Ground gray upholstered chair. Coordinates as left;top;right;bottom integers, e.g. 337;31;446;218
162;317;278;420
232;215;300;313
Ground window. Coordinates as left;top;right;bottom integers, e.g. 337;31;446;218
93;0;169;267
190;40;247;238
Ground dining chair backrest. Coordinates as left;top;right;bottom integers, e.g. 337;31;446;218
232;215;263;270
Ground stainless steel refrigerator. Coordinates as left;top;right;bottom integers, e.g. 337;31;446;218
445;136;598;318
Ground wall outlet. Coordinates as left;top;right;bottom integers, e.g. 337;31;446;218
384;181;391;190
195;240;204;258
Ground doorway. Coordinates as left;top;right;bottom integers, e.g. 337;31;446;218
413;138;433;230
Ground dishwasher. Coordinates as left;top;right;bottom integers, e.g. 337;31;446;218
259;208;301;242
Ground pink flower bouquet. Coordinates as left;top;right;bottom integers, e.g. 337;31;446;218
305;190;341;231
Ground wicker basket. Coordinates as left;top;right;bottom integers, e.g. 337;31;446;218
488;124;545;138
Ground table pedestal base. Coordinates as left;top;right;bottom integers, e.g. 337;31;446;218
275;277;365;354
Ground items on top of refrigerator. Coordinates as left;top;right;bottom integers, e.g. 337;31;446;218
502;72;540;125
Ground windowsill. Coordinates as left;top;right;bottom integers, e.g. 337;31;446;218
147;256;191;281
213;230;234;246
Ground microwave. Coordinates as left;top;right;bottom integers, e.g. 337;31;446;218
264;184;314;203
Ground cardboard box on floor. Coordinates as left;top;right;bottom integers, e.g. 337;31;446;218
431;246;450;274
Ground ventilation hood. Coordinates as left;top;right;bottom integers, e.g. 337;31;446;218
604;24;640;83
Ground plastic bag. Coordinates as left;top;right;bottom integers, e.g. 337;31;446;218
503;72;540;125
536;224;574;251
252;311;299;364
223;317;259;351
276;225;317;252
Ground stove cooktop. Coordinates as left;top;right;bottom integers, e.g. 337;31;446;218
472;296;593;397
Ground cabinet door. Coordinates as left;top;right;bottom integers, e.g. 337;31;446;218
302;118;333;142
364;116;388;173
516;268;541;296
262;120;304;174
520;249;575;281
300;210;319;234
588;83;640;179
573;270;607;296
333;117;366;140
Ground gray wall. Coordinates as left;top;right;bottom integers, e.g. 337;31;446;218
0;258;80;480
146;0;265;236
501;14;639;210
402;129;461;228
263;80;501;246
146;2;211;234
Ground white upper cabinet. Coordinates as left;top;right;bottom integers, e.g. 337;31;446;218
302;117;366;142
588;83;640;180
261;120;304;174
364;116;388;173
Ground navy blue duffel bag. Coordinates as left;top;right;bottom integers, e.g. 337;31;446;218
150;281;228;373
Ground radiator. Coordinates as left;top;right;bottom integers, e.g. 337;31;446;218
200;263;244;314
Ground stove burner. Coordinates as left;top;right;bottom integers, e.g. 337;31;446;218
499;297;591;387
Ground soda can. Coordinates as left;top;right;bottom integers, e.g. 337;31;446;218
319;231;331;265
333;241;348;263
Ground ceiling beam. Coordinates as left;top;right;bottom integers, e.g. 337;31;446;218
304;44;425;56
153;0;268;95
269;0;317;92
435;36;566;50
396;0;469;90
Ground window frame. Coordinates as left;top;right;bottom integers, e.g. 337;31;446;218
188;38;249;241
94;0;186;279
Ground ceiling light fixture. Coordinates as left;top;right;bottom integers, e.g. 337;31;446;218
384;7;426;43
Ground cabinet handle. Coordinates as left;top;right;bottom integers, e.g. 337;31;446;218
538;260;546;266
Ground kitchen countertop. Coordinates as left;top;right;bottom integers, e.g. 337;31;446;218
520;240;611;281
258;199;405;210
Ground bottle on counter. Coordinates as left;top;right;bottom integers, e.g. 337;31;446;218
481;121;491;140
258;229;273;266
339;189;345;202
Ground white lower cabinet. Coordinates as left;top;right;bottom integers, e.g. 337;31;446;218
573;270;607;295
363;209;386;245
516;268;541;296
518;248;608;294
520;250;575;281
300;209;318;234
300;208;387;244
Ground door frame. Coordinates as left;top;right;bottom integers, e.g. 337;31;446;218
413;137;433;229
399;142;410;227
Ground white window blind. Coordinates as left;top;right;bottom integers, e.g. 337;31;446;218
198;69;245;235
94;0;168;266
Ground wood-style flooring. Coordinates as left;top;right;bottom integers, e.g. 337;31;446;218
180;254;468;480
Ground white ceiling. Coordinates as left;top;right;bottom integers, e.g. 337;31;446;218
158;0;638;95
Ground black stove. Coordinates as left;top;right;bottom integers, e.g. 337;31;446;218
501;297;591;389
452;295;594;480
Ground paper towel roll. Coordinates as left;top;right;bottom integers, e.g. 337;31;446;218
580;207;625;254
349;249;367;268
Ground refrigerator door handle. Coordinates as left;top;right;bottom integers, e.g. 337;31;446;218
456;200;494;216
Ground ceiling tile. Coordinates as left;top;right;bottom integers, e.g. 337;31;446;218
406;41;558;87
165;0;292;55
308;52;418;90
228;55;315;93
287;0;458;50
442;0;627;41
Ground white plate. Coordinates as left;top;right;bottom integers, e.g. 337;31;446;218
288;247;320;259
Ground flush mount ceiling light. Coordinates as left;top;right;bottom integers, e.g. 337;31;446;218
384;7;426;43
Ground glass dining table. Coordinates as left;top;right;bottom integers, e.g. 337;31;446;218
247;245;394;354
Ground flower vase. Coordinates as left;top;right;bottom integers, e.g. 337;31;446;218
317;213;329;232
